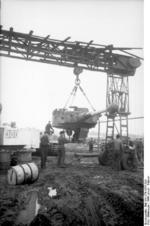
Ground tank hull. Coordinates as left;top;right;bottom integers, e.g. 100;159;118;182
52;108;99;130
52;107;100;141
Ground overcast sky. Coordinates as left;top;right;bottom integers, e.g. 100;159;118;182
0;0;144;135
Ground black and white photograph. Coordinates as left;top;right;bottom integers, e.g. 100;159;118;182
0;0;145;225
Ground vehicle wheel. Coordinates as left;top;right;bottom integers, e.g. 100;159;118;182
98;151;108;166
121;153;134;170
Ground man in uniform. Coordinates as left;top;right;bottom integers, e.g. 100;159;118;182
57;131;68;167
45;121;54;135
113;134;123;170
128;140;138;170
88;138;94;152
40;131;50;168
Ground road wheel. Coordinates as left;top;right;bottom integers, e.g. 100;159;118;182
98;152;105;165
98;150;109;166
121;153;134;170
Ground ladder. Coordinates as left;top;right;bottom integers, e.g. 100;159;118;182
106;115;115;142
120;113;129;142
106;74;129;142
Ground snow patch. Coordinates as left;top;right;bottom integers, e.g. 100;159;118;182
35;198;41;216
48;187;57;197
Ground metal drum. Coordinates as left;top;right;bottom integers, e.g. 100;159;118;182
7;162;39;185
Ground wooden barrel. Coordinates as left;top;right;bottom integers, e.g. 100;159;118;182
7;162;39;185
0;150;11;170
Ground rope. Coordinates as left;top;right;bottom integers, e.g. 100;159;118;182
78;85;96;112
64;71;96;111
63;85;77;109
70;86;78;106
100;116;144;124
114;122;119;134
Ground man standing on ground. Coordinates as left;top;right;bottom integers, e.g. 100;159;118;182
40;131;50;169
113;134;123;170
88;138;94;152
128;140;138;170
57;131;68;167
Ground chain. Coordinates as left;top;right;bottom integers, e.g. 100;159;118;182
64;68;96;111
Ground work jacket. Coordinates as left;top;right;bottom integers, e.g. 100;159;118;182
58;136;68;150
40;134;49;146
114;138;123;152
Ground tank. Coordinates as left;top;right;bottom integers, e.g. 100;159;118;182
52;106;99;142
52;106;99;130
52;104;118;142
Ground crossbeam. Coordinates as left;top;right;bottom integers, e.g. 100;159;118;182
0;27;141;76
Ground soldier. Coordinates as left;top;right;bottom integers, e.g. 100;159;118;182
45;121;54;135
57;131;68;167
128;140;138;170
89;138;94;152
113;134;123;170
40;131;50;169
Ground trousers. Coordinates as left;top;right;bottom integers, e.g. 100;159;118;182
40;145;48;168
57;148;65;166
114;150;122;170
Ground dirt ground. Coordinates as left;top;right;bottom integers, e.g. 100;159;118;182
0;155;143;226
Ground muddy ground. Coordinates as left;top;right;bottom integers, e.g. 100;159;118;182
0;155;143;226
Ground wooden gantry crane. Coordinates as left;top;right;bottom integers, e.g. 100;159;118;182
0;26;143;142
